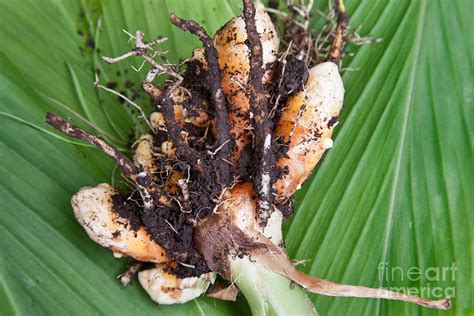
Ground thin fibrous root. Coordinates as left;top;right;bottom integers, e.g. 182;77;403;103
102;31;183;82
143;67;163;99
328;0;349;62
45;113;158;210
119;261;143;286
266;0;279;17
93;73;155;133
170;14;233;186
242;0;275;225
177;179;190;212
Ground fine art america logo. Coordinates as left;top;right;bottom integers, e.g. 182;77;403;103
377;262;457;298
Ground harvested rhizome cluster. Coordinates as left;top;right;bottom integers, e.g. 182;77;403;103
46;0;450;313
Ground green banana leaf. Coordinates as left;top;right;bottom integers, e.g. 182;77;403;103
0;0;471;315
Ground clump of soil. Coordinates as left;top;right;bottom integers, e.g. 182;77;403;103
112;191;210;277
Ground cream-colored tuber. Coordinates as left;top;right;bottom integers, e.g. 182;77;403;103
213;1;279;162
72;184;168;263
274;62;344;198
139;264;216;304
133;134;156;173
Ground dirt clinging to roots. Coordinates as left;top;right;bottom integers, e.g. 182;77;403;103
109;45;308;278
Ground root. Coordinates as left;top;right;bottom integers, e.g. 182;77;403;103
328;0;349;62
119;261;143;286
142;67;162;99
102;31;183;82
158;93;203;171
270;0;360;65
170;15;233;186
177;179;190;212
45;113;160;210
242;0;275;225
94;73;155;133
45;113;138;177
